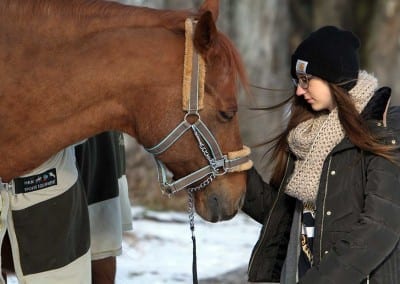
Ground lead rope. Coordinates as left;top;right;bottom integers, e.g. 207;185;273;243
187;180;213;284
188;191;198;284
186;125;219;284
187;179;214;284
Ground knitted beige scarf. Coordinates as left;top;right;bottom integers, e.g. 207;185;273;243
285;71;378;205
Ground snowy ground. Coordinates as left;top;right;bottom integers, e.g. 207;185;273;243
8;207;261;284
115;207;261;283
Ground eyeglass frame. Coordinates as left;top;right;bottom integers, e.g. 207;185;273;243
292;74;313;89
292;74;358;90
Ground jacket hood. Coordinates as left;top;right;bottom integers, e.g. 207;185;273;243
361;87;400;141
361;86;391;123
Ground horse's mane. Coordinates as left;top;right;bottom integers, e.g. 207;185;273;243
1;0;246;93
1;0;151;17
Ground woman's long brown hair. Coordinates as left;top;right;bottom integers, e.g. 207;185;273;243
269;84;397;188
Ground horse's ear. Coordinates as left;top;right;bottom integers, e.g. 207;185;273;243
193;11;217;55
199;0;219;22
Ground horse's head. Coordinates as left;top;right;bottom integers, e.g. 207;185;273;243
131;2;251;222
188;11;252;222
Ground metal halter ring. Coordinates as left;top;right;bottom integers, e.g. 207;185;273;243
184;112;200;123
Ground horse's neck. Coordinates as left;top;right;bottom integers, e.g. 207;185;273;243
0;41;128;180
0;2;186;181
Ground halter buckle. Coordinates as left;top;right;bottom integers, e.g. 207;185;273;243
212;158;228;176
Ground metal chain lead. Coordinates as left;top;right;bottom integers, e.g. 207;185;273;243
187;125;218;248
186;128;219;284
187;173;215;234
186;141;216;284
192;126;218;172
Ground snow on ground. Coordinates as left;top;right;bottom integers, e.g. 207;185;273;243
115;207;261;283
8;207;261;284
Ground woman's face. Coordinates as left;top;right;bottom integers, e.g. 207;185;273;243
295;75;336;112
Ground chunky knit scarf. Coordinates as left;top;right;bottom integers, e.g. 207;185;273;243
285;71;378;205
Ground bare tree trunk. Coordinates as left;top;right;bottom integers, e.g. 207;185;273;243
217;0;292;181
366;0;400;105
312;0;353;28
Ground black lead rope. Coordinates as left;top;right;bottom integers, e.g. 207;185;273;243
191;228;198;284
188;191;199;284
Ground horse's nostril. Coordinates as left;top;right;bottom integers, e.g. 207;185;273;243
208;195;219;210
207;194;220;222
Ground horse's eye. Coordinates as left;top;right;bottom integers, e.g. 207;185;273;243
218;111;235;122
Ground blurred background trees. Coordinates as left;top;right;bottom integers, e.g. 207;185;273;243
117;0;400;210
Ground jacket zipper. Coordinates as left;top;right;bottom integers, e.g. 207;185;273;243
319;156;332;260
248;158;291;274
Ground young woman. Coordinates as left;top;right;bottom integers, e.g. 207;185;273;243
243;26;400;284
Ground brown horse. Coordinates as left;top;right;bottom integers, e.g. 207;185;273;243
0;0;251;281
0;0;251;221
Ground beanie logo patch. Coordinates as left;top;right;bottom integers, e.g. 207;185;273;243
296;59;308;74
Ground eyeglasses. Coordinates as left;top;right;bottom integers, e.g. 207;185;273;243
292;75;313;89
292;76;359;90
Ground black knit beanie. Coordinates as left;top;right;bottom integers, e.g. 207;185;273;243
291;26;360;90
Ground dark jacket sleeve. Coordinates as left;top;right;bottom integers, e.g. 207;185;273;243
300;154;400;283
241;167;280;224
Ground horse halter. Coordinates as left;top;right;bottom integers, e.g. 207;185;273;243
145;18;253;196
